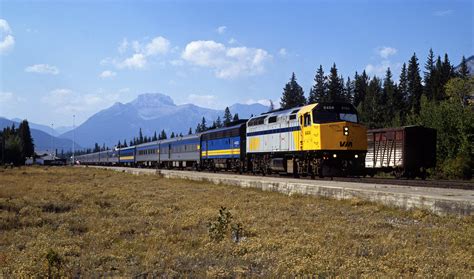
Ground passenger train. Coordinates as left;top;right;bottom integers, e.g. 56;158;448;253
77;102;368;177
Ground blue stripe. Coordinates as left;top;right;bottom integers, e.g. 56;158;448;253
246;126;300;137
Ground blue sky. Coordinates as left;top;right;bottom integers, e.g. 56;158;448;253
0;0;472;127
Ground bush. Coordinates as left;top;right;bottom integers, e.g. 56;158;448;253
207;206;232;242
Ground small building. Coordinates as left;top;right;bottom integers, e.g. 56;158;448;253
35;154;67;166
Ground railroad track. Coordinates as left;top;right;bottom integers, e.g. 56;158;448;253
146;167;474;190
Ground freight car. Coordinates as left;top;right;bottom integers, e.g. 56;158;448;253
365;126;437;179
76;101;368;178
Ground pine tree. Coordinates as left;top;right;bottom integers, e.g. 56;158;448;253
280;72;306;109
18;120;34;159
268;100;275;111
117;140;121;148
170;132;175;138
200;117;207;131
188;127;193;135
326;63;344;102
123;140;127;147
152;131;158;141
353;71;369;107
383;68;397;126
223;107;232;125
407;53;423;114
459;56;469;79
139;128;143;144
308;65;327;103
160;129;167;140
215;116;223;128
94;143;100;152
344;77;354;104
423;48;436;100
360;77;384;128
233;113;239;121
129;140;133;146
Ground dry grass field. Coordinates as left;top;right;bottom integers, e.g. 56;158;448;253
0;167;473;277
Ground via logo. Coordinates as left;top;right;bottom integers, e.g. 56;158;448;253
339;141;353;147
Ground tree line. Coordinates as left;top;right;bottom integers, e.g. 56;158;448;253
0;120;34;166
279;49;472;179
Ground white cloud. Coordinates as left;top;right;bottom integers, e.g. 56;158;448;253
0;19;15;54
377;46;397;59
41;88;120;115
279;48;287;56
25;64;60;75
99;70;117;79
181;40;272;79
228;38;237;44
170;59;184;66
145;36;170;55
118;38;128;54
216;26;227;34
106;36;171;70
185;94;221;109
365;60;401;77
118;53;147;69
433;10;453;16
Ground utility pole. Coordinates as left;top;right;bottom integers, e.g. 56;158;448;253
51;123;54;157
72;115;75;165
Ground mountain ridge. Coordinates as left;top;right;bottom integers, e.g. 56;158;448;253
60;93;269;148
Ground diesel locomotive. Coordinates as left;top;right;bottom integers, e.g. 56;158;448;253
76;102;368;177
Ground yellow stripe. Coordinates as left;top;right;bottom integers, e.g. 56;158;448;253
202;148;240;156
120;156;134;160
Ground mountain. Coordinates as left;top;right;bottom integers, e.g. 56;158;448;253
0;117;81;153
11;118;73;136
454;55;474;76
61;93;268;148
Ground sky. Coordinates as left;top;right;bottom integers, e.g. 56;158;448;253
0;0;472;127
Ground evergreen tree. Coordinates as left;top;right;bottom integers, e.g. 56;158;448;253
117;140;121;148
383;68;397;126
359;77;384;128
353;70;369;107
18;120;34;159
139;128;144;144
326;63;344;102
188;127;193;135
268;100;275;111
280;72;306;109
215;116;223;128
152;131;158;141
344;77;354;104
223;107;232;125
123;140;127;147
170;132;175;138
308;65;327;103
459;56;469;79
200;117;207;131
160;129;167;140
398;63;409;123
233;113;239;121
423;48;436;100
179;133;183;137
407;53;423;114
129;140;133;146
94;143;100;152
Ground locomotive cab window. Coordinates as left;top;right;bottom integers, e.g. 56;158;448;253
312;103;359;124
303;113;311;126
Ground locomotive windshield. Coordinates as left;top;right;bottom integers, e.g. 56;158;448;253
312;103;358;123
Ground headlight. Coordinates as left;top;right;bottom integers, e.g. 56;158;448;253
333;154;337;158
343;126;349;136
354;154;358;158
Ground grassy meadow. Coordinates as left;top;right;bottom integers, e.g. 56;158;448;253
0;167;473;277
